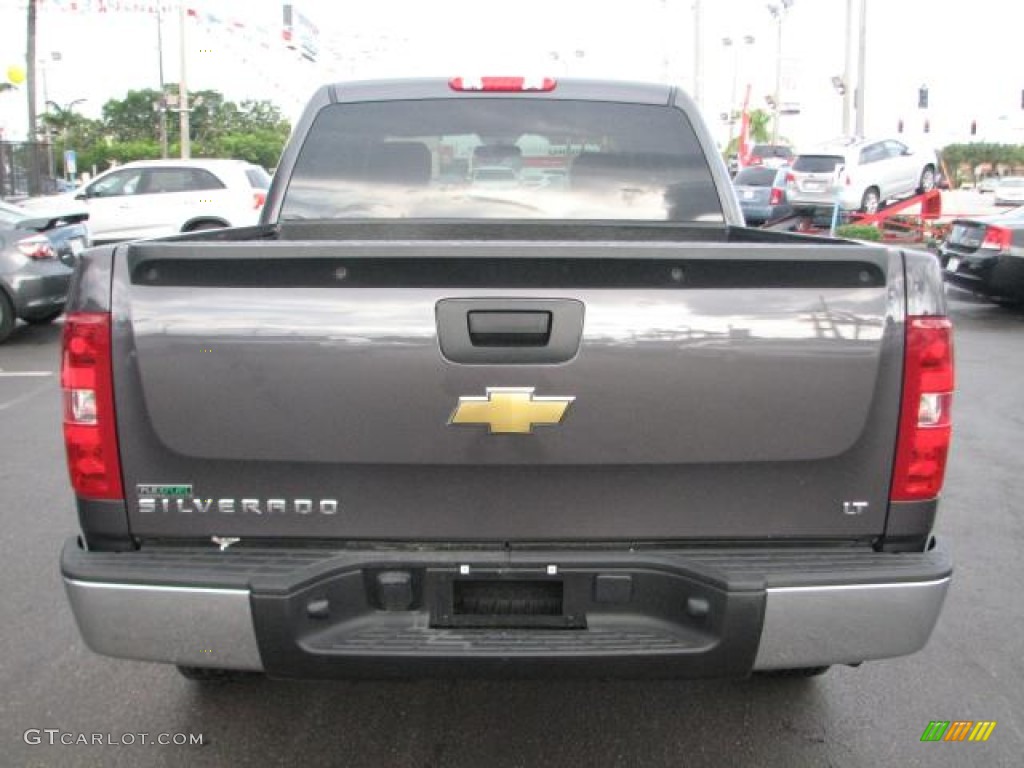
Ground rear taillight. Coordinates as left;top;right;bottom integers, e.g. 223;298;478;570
748;156;763;166
253;190;267;209
449;76;556;92
785;172;796;186
17;235;55;260
981;226;1011;252
891;316;954;502
62;312;123;499
769;187;784;206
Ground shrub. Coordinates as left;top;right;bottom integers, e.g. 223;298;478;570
835;224;882;241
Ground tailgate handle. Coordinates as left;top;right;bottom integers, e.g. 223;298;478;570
436;298;584;365
468;311;551;347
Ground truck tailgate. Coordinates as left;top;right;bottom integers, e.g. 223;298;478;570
113;239;903;541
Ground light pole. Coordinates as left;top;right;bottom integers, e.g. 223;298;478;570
842;0;854;135
178;2;190;159
767;0;793;145
155;8;168;158
855;0;867;136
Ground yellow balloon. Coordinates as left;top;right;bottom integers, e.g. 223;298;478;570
6;65;26;85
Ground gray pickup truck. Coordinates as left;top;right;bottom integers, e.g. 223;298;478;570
60;77;954;681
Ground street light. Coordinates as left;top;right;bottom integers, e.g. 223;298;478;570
767;0;794;145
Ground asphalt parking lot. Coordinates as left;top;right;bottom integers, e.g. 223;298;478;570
1;286;1022;767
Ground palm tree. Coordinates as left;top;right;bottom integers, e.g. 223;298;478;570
748;109;772;144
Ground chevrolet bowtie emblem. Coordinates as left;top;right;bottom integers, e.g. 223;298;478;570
449;387;575;434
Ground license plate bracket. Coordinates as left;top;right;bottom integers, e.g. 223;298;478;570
430;571;586;629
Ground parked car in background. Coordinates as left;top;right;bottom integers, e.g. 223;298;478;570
994;177;1024;207
21;159;270;244
740;144;794;171
0;201;90;342
939;206;1024;304
732;165;794;225
786;137;937;214
470;165;520;190
977;176;1000;194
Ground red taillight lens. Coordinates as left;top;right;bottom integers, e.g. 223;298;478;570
449;76;556;92
748;156;763;166
62;312;124;500
769;187;784;206
981;226;1011;252
17;235;55;260
785;173;796;186
891;316;954;502
253;191;267;209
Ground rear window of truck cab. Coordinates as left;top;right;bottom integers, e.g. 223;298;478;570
281;99;724;223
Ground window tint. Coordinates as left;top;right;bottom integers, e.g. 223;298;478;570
792;155;844;173
190;169;227;190
859;144;886;164
733;167;778;186
246;167;272;189
884;140;908;158
142;168;226;194
282;99;724;222
88;169;144;198
751;145;793;159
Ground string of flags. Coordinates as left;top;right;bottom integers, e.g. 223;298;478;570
37;0;299;57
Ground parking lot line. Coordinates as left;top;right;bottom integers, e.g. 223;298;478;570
0;371;53;378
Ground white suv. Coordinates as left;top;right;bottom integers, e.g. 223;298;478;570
787;138;937;214
28;159;270;243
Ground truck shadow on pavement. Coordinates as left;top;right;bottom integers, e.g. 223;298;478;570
172;674;842;768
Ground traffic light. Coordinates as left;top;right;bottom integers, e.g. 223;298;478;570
918;85;929;109
897;118;904;133
971;119;977;136
924;119;930;133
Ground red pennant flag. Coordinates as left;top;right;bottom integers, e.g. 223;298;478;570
737;85;753;168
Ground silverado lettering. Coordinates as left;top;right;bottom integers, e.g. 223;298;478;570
137;498;340;515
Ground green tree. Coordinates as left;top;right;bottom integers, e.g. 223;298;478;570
96;88;290;168
102;88;165;143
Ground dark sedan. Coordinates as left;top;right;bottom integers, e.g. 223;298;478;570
939;206;1024;304
732;166;794;226
0;201;90;343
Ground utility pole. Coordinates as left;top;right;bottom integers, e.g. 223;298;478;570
855;0;867;136
768;1;792;145
693;0;703;108
842;0;854;135
157;9;168;158
178;3;190;159
26;0;40;195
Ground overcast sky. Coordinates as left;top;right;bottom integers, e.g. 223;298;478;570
1;0;1021;149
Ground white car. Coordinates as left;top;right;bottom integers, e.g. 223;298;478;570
994;177;1024;207
25;159;271;243
786;137;937;214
